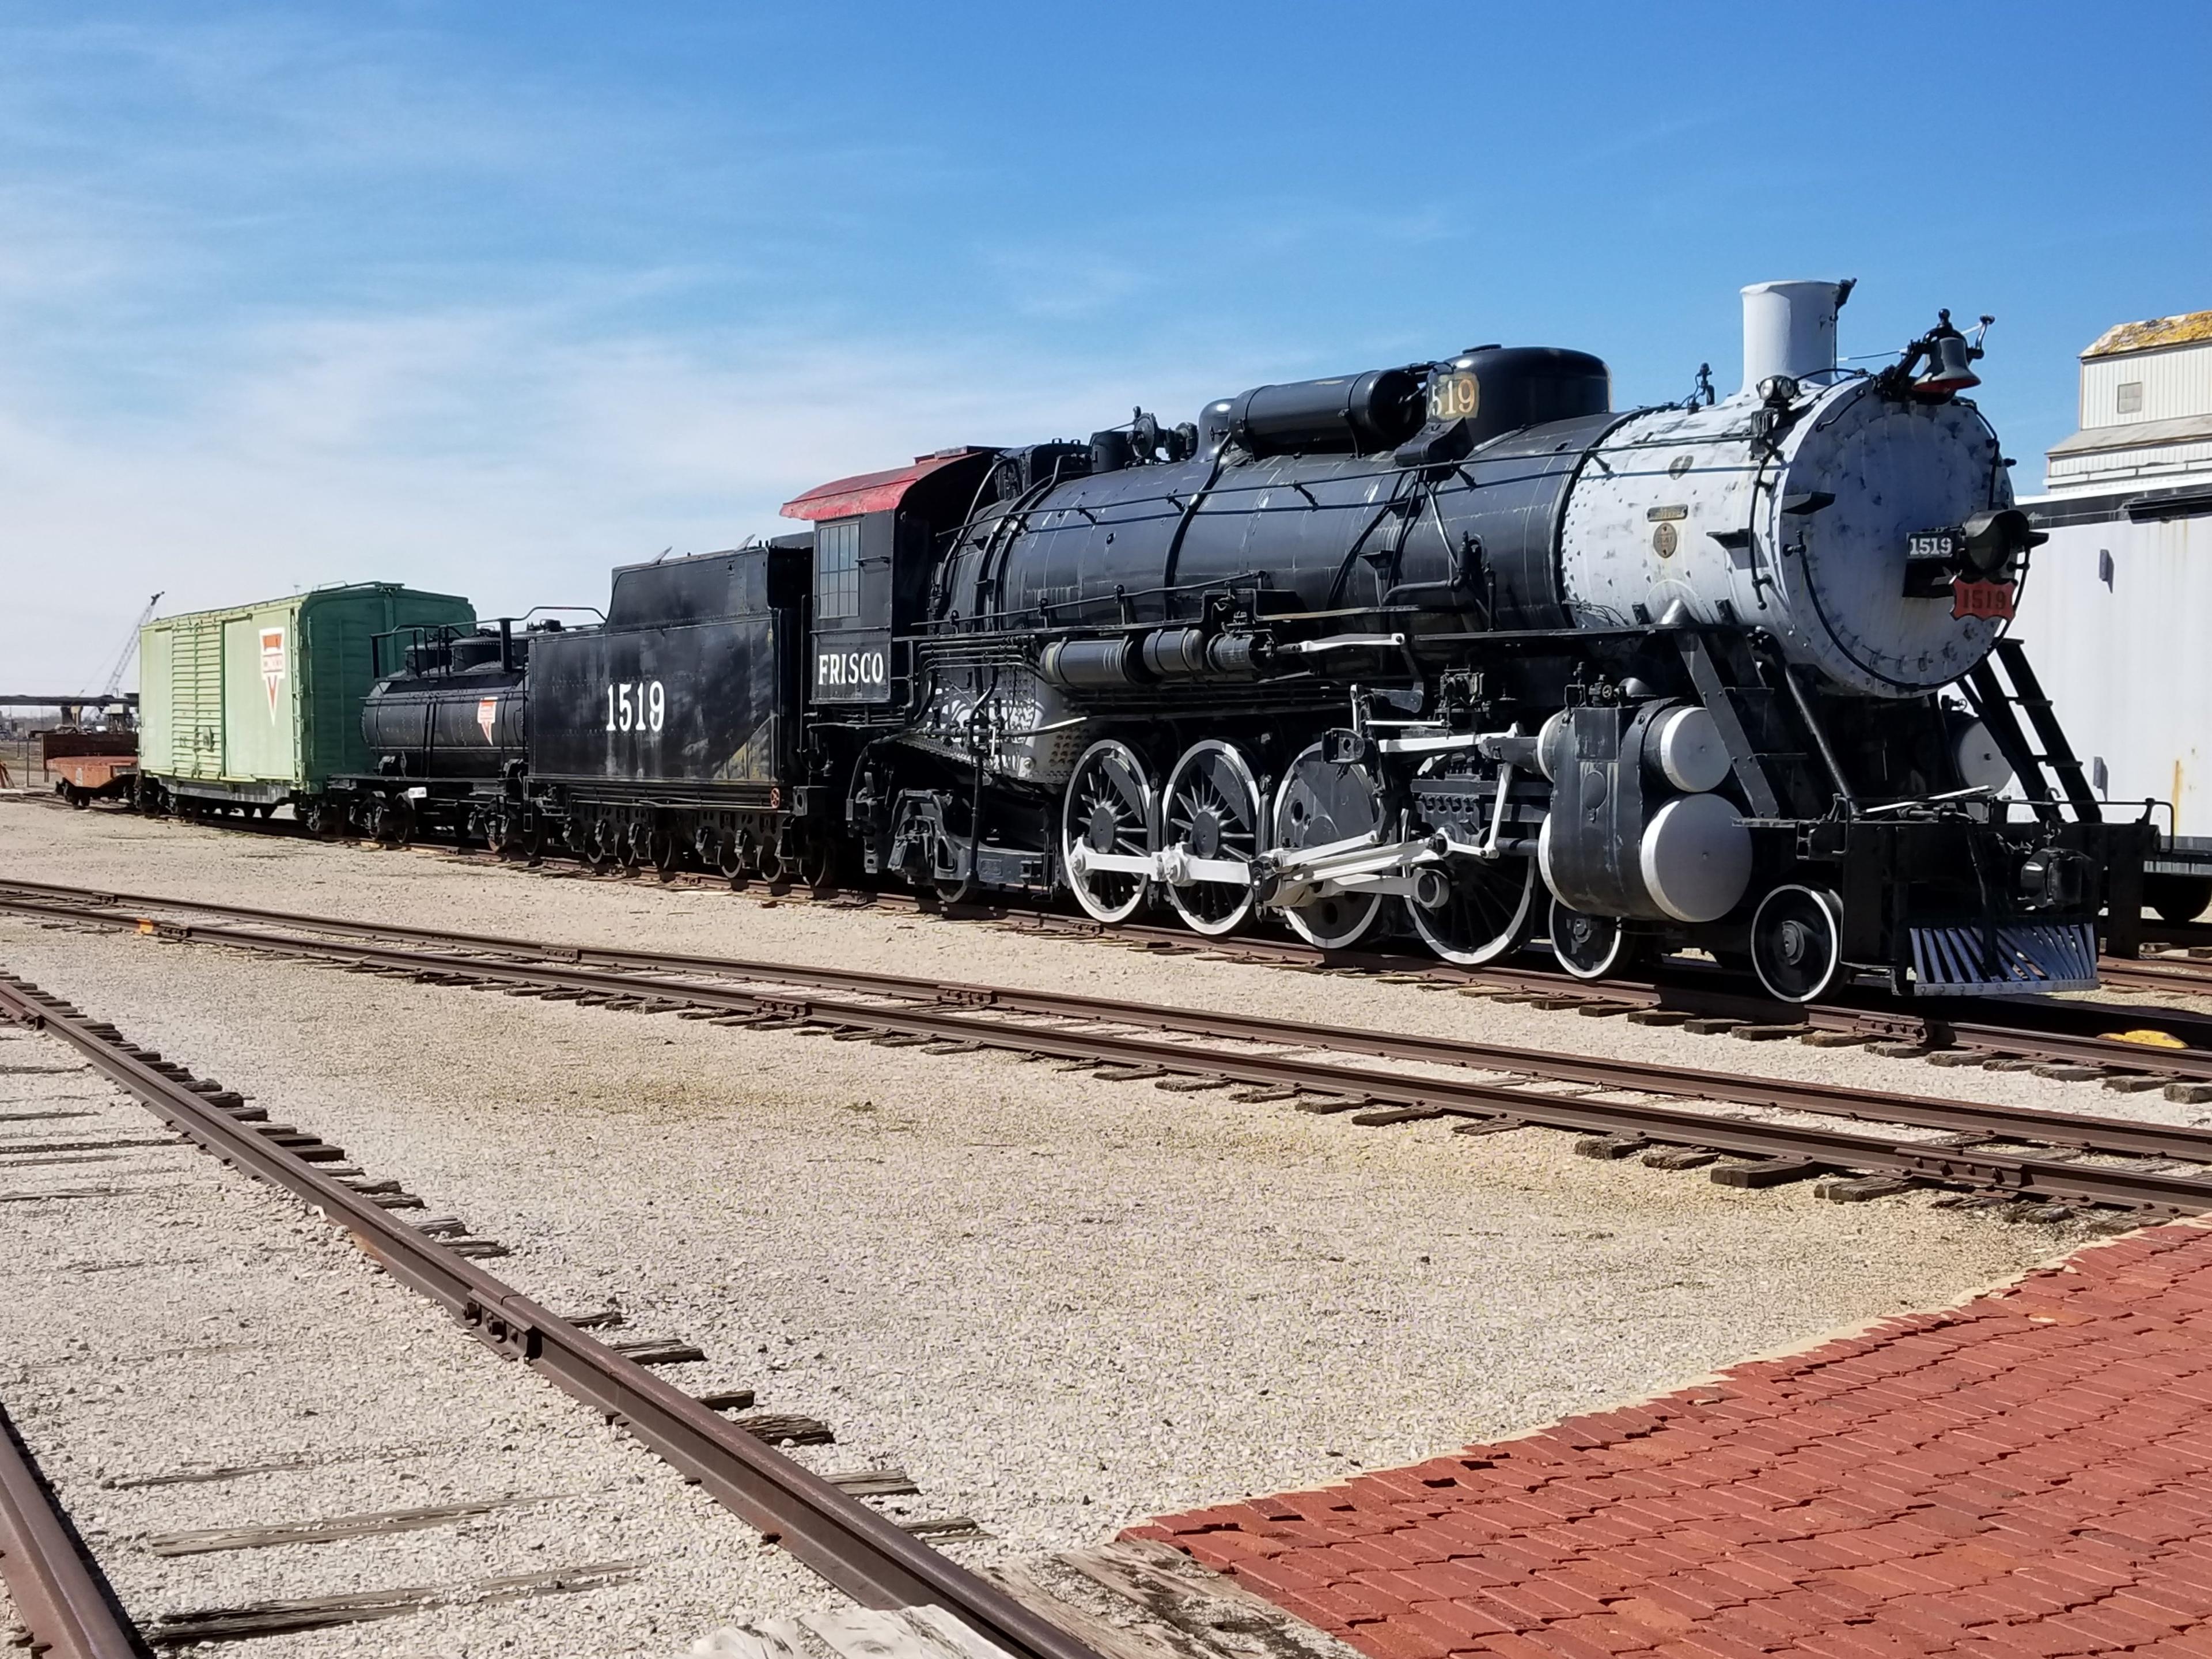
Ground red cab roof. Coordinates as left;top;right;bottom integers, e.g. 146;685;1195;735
780;448;991;521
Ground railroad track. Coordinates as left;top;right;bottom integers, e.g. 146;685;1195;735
0;971;1109;1659
0;1397;133;1659
2138;916;2212;952
10;887;2212;1216
2100;952;2212;996
10;874;2212;1086
24;806;2212;1070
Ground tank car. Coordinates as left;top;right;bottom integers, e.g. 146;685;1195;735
786;279;2147;1001
342;617;553;847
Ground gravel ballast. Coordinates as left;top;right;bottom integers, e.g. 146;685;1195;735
0;1012;842;1657
0;799;2163;1652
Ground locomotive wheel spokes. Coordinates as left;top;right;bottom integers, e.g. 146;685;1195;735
717;832;749;887
1271;741;1392;950
648;821;680;881
1750;884;1843;1003
1412;856;1538;966
581;817;615;872
1549;896;1627;980
372;797;413;847
1161;738;1262;937
1061;738;1156;925
797;831;836;893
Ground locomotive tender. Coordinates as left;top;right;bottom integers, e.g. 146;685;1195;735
353;279;2146;1003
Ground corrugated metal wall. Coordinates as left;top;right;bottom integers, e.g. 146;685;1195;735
166;615;227;779
2081;342;2212;428
2016;512;2211;835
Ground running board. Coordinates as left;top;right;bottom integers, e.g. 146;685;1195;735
1908;922;2099;996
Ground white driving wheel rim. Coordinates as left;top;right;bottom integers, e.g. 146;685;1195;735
1161;738;1262;937
1269;743;1390;950
1550;896;1626;981
1061;739;1155;925
1750;883;1844;1003
1412;857;1537;966
1282;889;1387;950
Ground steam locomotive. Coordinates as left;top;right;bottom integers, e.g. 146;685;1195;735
347;279;2149;1003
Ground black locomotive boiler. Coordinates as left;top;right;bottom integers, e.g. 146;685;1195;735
355;278;2147;1004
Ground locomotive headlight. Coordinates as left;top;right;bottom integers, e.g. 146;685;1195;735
2020;847;2092;912
1959;507;2046;578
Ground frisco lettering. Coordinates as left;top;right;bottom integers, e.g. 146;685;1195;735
817;650;886;688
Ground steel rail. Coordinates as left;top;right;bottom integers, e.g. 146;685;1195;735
10;912;2212;1214
12;877;2212;1081
12;890;2212;1167
0;974;1106;1659
2139;918;2212;952
2099;956;2212;995
1099;922;2212;1077
0;1404;138;1659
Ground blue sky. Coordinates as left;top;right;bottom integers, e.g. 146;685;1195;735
3;2;2208;688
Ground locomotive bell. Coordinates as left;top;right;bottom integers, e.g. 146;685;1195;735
1916;332;1982;395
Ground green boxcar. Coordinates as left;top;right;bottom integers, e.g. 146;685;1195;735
139;584;475;807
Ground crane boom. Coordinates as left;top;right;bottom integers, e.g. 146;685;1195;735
97;592;164;700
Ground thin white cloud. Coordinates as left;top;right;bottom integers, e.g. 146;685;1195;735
0;295;1249;688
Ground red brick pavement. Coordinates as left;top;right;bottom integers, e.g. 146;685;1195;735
1131;1223;2212;1659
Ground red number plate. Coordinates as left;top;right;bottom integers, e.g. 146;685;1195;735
1951;579;2017;620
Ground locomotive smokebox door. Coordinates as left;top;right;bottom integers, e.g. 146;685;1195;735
808;515;894;704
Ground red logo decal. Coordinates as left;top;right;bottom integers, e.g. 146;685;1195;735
1951;579;2016;620
259;628;287;715
476;698;498;742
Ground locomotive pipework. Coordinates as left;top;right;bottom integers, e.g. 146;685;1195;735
186;276;2146;1005
777;277;2146;999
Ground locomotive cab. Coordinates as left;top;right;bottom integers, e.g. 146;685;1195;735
781;448;998;713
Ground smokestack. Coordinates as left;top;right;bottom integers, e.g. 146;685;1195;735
1741;279;1846;396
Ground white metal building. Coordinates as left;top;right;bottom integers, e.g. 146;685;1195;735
2017;309;2212;912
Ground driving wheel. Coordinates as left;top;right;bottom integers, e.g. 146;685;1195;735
1160;739;1262;937
1412;857;1537;966
1060;739;1155;924
1271;741;1396;950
